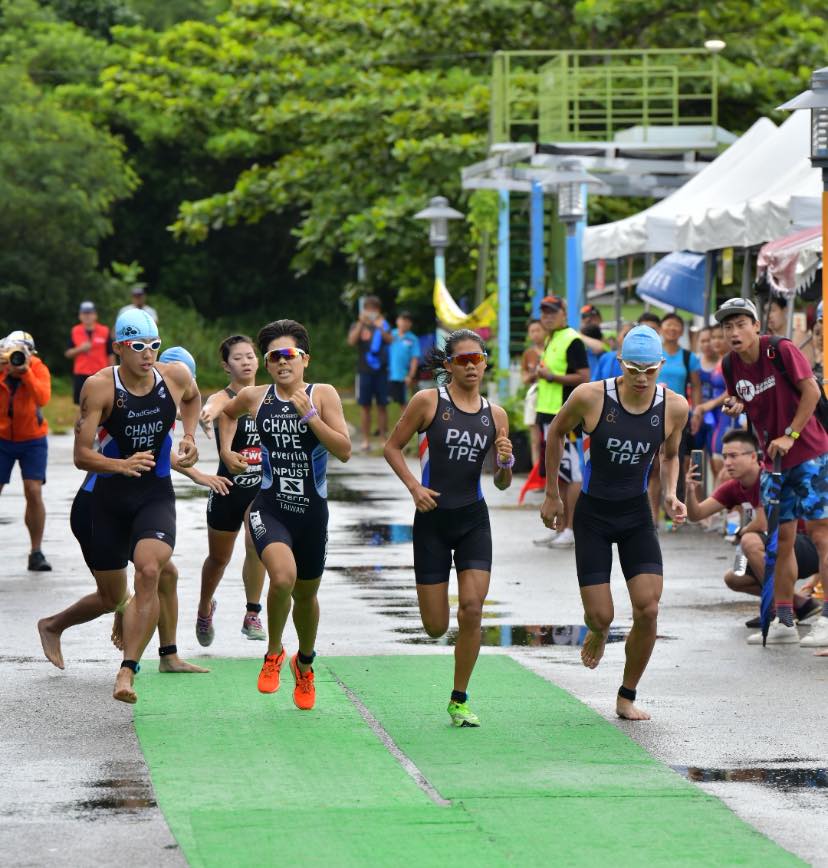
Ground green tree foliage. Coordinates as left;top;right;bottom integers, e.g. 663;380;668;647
0;65;136;356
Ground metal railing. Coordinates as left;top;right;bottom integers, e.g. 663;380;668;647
491;49;719;144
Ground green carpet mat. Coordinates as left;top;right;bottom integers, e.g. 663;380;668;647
133;655;800;867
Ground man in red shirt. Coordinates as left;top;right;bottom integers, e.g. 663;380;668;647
65;301;114;404
716;297;828;648
685;428;820;626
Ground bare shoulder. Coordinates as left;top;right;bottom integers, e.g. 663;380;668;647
156;361;191;390
571;380;604;406
83;367;114;404
665;388;689;420
488;401;508;427
311;383;343;404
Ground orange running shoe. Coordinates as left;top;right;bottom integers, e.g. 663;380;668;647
289;653;316;710
257;648;286;694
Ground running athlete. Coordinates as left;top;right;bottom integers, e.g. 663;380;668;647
194;335;266;644
39;446;224;674
220;320;351;710
384;329;513;728
63;310;200;704
540;325;688;721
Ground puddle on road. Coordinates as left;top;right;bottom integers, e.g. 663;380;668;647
69;763;157;817
327;477;388;503
674;766;828;790
343;523;413;546
397;624;629;647
173;486;207;501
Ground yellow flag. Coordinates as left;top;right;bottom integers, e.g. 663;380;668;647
433;279;497;330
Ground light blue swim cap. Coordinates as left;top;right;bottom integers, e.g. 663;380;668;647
621;325;664;365
115;309;159;343
159;346;196;378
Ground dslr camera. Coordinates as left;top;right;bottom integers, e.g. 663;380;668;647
0;331;35;368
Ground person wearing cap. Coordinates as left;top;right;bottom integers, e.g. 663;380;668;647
47;308;202;703
388;310;420;410
0;330;52;571
533;295;590;548
65;301;114;405
540;325;688;720
716;297;828;648
117;284;159;324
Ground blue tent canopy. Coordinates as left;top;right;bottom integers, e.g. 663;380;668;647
636;251;708;316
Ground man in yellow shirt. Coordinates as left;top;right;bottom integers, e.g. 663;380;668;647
533;296;590;548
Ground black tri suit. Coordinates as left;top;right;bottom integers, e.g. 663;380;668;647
413;386;495;585
574;377;668;587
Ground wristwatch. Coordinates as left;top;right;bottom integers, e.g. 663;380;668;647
784;426;800;440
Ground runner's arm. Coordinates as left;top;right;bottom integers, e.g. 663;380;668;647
490;404;513;491
301;383;351;463
384;390;441;510
73;377;154;477
543;385;589;498
199;390;230;437
218;387;258;473
661;394;689;523
171;453;233;494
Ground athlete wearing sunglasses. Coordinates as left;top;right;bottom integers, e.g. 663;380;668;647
540;325;689;722
220;319;351;711
50;309;202;704
384;329;512;728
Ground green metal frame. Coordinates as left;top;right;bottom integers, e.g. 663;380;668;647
491;49;719;144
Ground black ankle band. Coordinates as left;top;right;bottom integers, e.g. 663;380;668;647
246;602;262;614
618;685;637;702
121;659;139;673
158;645;177;657
297;649;316;665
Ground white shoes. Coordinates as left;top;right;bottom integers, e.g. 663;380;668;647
550;528;575;548
747;618;799;645
532;529;559;548
800;615;828;647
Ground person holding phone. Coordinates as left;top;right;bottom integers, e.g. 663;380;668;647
347;295;393;451
684;428;820;626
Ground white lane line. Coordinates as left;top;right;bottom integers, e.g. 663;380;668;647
328;667;451;808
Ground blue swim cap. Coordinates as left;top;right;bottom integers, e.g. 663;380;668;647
115;309;159;343
621;325;664;365
159;346;196;378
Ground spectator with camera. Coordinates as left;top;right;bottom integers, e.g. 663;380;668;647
0;331;52;571
347;295;392;451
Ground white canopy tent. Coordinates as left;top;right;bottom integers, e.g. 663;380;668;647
583;112;823;261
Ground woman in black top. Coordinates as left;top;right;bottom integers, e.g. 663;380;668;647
195;335;266;646
385;329;513;728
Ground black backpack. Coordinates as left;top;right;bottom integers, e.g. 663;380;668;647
722;335;828;433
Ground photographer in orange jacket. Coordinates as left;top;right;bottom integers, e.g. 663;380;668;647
0;331;52;571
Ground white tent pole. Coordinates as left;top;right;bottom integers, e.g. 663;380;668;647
741;247;753;299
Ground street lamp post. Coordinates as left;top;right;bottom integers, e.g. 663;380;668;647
555;160;595;329
779;68;828;397
414;196;464;284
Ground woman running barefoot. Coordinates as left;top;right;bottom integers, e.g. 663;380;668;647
220;320;351;710
194;335;267;645
384;329;513;728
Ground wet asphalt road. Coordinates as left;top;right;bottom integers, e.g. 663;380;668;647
1;431;827;866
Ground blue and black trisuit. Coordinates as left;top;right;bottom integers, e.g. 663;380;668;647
75;367;177;571
247;384;328;579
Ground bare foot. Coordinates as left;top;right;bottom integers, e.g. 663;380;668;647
113;668;137;704
37;618;65;670
813;649;828;657
616;697;651;721
159;655;210;674
111;596;131;651
580;630;608;669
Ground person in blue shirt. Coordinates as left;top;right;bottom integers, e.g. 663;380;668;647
649;313;701;521
591;322;633;381
388;311;420;410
